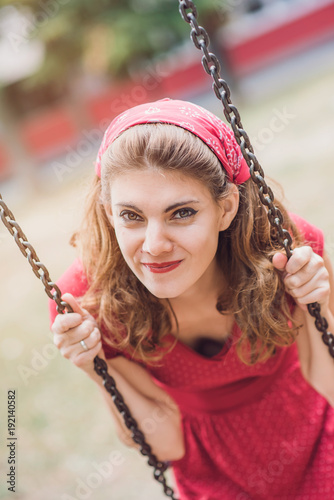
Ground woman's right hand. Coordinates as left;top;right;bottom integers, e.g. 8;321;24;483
52;296;185;461
51;292;103;371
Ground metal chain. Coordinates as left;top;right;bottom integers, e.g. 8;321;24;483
178;0;334;358
0;195;70;314
93;356;176;498
0;193;178;499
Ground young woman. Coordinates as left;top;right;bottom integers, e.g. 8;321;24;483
50;98;334;499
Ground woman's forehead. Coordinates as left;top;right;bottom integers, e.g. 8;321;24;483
109;169;213;206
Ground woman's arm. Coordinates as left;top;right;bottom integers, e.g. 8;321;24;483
294;251;334;406
87;356;185;462
52;293;185;462
273;248;334;406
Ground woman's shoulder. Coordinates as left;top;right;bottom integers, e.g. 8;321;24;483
289;212;324;257
48;258;88;327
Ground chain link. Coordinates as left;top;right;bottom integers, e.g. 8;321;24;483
0;195;70;313
178;0;334;358
0;192;178;499
94;356;177;498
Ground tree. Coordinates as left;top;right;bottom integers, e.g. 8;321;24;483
0;0;228;189
0;0;226;94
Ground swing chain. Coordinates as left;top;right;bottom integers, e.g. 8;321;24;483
178;0;334;358
308;303;334;357
0;192;178;500
0;194;69;314
94;356;177;498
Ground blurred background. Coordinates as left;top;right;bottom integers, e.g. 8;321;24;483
0;0;333;498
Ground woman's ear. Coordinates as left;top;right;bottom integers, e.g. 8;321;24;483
104;204;115;228
217;184;239;232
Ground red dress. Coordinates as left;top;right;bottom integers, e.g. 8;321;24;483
49;215;334;499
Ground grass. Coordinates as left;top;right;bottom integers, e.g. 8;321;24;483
0;68;333;499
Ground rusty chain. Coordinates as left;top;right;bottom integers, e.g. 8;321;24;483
178;0;334;358
93;356;176;498
0;195;70;314
0;193;178;499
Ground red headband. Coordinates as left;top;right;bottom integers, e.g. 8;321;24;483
95;98;250;185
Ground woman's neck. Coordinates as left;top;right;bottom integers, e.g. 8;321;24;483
168;257;225;312
165;258;231;339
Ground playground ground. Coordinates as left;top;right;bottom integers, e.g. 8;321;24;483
0;68;334;499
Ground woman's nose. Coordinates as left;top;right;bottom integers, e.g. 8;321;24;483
142;222;174;256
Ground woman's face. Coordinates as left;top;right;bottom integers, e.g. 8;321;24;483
107;168;238;300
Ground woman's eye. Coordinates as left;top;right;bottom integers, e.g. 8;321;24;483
120;211;142;222
173;208;198;219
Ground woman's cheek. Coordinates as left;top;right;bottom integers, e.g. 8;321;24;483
116;228;142;261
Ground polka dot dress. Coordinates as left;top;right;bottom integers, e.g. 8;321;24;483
49;215;334;499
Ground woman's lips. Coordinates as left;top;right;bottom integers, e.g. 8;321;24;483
142;260;183;274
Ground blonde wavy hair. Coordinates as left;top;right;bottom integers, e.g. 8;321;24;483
71;123;302;366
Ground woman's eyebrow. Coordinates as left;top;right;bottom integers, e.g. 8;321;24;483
115;203;143;214
114;200;200;214
163;200;200;213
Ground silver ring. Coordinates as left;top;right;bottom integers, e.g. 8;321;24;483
80;339;89;351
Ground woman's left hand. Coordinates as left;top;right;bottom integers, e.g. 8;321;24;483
272;246;330;312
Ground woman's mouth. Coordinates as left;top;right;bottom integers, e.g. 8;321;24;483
142;260;183;274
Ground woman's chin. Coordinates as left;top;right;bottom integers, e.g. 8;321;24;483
144;285;183;300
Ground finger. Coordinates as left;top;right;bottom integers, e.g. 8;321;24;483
284;246;313;275
52;293;91;335
61;292;88;317
284;262;325;291
80;327;101;350
72;340;103;368
52;312;84;335
59;327;101;359
53;320;98;348
292;286;329;308
286;270;330;306
272;252;288;272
